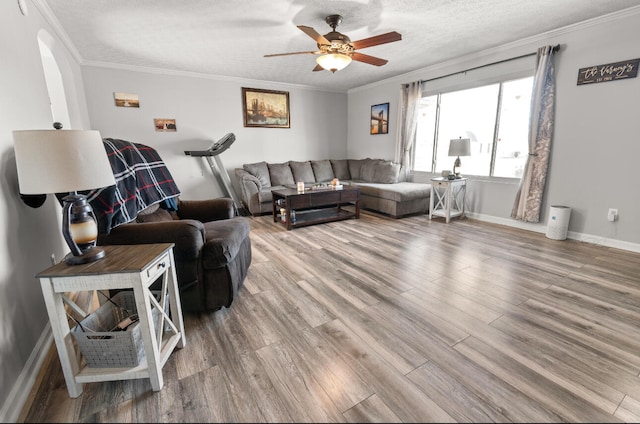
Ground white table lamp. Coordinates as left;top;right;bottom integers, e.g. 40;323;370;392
13;124;116;265
448;137;471;178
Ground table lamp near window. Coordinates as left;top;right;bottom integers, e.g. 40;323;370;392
13;123;116;265
448;137;471;178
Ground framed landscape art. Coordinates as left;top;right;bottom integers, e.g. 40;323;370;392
242;87;290;128
370;102;389;134
114;92;140;108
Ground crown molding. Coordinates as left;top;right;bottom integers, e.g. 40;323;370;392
32;0;83;64
81;60;346;94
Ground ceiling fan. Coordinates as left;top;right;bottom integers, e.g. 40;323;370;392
264;14;402;73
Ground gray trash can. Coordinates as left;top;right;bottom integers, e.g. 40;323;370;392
546;205;571;240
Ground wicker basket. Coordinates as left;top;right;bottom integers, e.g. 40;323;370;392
71;291;168;368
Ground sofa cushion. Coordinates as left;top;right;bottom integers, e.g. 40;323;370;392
201;218;251;269
360;158;382;182
243;161;271;187
311;160;335;182
289;161;316;183
268;162;295;186
331;159;351;180
348;159;365;180
373;161;401;183
352;182;432;202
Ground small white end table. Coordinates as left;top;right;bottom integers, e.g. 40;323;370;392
429;177;467;223
36;243;186;398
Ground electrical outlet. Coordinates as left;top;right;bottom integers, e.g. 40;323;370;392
607;208;618;222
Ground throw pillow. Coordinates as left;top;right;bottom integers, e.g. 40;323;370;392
137;203;160;216
373;161;401;183
268;162;295;186
135;207;173;223
243;161;271;187
360;158;381;182
330;159;351;180
289;161;316;183
311;160;335;182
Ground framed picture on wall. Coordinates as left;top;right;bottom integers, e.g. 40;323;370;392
370;103;389;135
154;118;177;132
114;92;140;108
242;87;290;128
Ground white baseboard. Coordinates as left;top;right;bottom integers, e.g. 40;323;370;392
466;211;640;253
0;323;52;423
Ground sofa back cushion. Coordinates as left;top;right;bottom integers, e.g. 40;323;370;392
311;160;335;182
348;159;365;180
289;161;316;183
373;161;402;183
330;159;351;180
268;162;295;186
243;161;271;187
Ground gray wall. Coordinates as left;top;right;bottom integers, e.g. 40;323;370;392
0;0;92;420
81;67;348;201
348;7;640;250
2;2;639;421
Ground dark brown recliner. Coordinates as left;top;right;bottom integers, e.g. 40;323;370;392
98;197;252;313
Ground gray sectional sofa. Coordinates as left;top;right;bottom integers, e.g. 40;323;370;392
234;158;431;218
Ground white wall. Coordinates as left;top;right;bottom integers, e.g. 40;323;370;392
348;7;640;249
82;67;348;201
0;0;91;421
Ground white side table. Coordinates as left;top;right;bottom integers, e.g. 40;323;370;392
429;177;467;223
36;243;186;398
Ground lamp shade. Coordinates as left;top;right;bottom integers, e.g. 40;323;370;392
448;138;471;157
13;129;115;194
316;53;352;72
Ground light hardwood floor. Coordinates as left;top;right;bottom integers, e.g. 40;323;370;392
19;210;640;423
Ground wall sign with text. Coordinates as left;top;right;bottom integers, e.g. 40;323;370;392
577;58;639;85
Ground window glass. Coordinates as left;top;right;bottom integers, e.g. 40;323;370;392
414;95;438;172
493;77;533;178
436;85;499;176
413;76;533;178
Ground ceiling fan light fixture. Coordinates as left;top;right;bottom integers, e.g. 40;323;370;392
316;53;352;73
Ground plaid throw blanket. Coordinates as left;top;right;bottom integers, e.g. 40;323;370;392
84;138;181;234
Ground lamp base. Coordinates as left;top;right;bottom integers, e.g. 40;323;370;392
453;156;462;178
64;246;106;265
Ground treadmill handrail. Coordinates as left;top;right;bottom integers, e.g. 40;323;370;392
184;133;235;157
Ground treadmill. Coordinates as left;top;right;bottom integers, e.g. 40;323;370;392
184;133;249;216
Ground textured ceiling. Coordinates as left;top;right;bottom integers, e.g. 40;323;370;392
41;0;639;92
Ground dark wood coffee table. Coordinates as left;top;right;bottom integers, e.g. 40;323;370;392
271;186;360;230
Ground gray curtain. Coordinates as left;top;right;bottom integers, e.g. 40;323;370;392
395;81;423;181
511;45;557;222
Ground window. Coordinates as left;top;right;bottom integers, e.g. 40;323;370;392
413;76;533;178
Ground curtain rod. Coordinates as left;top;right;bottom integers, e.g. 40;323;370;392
419;44;560;84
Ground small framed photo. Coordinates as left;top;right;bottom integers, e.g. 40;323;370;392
114;92;140;108
154;118;177;132
242;87;290;128
370;102;389;135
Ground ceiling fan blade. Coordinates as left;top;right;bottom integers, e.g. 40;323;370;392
312;64;324;72
352;52;388;67
351;31;402;50
264;51;319;58
297;25;331;45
